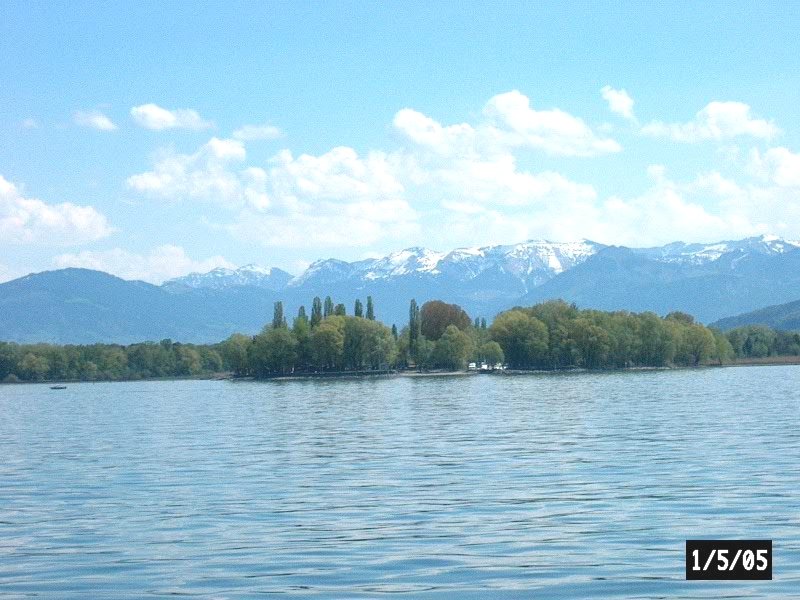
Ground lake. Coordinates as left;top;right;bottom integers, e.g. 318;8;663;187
1;366;799;598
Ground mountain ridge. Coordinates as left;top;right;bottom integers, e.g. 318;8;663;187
3;234;800;344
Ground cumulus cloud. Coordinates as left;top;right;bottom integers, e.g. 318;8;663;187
232;123;284;141
228;147;417;248
394;90;620;158
130;103;213;130
0;175;113;245
125;91;800;254
749;147;800;187
129;138;417;248
482;91;622;156
53;245;235;284
74;110;117;131
642;101;780;142
127;137;254;204
601;85;636;121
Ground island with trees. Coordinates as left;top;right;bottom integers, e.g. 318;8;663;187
2;296;800;383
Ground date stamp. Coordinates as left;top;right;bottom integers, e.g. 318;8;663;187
686;540;772;580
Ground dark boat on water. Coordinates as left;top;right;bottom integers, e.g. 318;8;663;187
50;385;67;390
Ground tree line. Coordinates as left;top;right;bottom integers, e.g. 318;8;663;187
2;296;800;383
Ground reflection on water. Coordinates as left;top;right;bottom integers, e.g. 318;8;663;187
1;367;799;598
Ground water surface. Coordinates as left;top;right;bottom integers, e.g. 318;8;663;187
2;367;799;598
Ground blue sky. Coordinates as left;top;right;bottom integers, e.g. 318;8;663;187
2;1;800;282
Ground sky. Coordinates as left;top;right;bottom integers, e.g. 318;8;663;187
2;1;800;283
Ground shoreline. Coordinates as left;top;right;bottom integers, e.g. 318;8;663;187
5;357;800;386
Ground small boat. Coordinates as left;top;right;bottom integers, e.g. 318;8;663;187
50;385;67;390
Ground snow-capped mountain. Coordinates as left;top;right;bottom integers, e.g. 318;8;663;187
288;240;604;292
636;234;800;265
165;264;293;291
163;235;800;296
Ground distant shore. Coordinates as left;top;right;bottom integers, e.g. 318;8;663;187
5;358;800;386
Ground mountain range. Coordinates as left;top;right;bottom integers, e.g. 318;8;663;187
2;234;799;344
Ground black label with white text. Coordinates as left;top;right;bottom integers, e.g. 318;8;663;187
686;540;772;580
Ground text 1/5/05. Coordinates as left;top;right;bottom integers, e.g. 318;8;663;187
686;540;771;580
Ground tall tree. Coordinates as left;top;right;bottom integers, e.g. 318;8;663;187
366;296;375;320
354;299;363;318
334;303;346;316
324;296;334;318
409;299;420;362
297;305;307;321
311;297;323;328
272;301;287;329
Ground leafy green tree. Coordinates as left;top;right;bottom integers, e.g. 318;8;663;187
311;317;345;370
334;303;346;316
323;296;334;318
19;353;49;381
354;299;363;318
431;325;472;370
711;328;735;364
479;341;504;368
0;342;18;380
679;324;716;366
297;305;307;321
343;317;396;370
727;325;776;358
219;333;251;376
637;312;675;366
489;310;549;368
570;319;611;368
665;311;695;325
250;327;297;375
175;345;203;375
775;331;800;356
528;300;579;368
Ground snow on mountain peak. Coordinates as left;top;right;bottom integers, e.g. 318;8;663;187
164;263;291;290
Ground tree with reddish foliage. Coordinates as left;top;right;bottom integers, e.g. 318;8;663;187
420;300;471;341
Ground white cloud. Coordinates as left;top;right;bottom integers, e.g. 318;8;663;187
127;137;253;204
232;123;284;141
228;147;417;248
642;101;780;142
749;147;800;187
0;175;113;245
20;118;38;129
129;138;417;249
601;85;636;121
393;90;620;158
482;90;622;156
74;110;117;131
53;245;235;284
125;92;800;256
130;103;213;130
